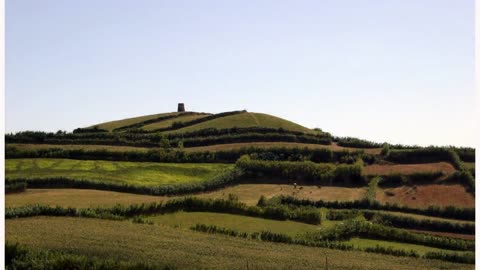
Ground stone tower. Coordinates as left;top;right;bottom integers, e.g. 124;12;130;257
177;103;185;112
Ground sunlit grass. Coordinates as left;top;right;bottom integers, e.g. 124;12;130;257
6;158;232;186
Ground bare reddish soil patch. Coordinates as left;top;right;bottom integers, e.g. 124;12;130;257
376;184;474;209
407;229;474;240
364;162;455;176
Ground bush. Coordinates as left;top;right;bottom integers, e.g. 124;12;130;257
424;251;475;264
386;147;462;169
6;180;27;193
236;155;365;186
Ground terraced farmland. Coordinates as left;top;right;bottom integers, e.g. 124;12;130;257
5;109;475;269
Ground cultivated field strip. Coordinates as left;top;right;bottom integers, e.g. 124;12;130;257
6;216;474;269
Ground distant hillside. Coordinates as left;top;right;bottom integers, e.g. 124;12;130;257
87;110;316;134
91;112;181;131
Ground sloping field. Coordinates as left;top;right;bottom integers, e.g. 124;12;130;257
364;162;456;176
6;217;472;270
6;158;232;186
6;189;167;208
376;184;474;208
146;211;324;236
5;185;366;208
167;112;313;134
184;142;382;154
90;112;180;131
141;114;210;131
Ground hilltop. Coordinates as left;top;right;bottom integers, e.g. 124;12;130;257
85;110;317;134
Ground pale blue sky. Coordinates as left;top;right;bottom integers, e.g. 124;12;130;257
6;0;474;147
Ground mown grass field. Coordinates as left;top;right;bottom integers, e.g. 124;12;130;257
145;211;331;237
6;158;232;186
166;112;314;134
91;112;180;131
6;217;473;270
376;184;475;208
141;114;209;130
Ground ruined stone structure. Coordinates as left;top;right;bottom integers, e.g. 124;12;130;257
177;103;185;112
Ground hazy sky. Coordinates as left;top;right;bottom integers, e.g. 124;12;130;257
6;0;475;147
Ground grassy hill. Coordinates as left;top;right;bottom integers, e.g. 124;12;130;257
5;108;476;269
164;112;314;134
85;110;315;134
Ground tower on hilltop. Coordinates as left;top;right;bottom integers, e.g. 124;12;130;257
177;103;185;112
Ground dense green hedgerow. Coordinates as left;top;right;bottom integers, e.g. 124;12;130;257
307;219;474;251
6;180;27;194
364;212;475;234
424;251;475;264
276;196;475;221
6;144;373;164
6;196;322;225
385;147;462;169
6;126;332;148
236;155;364;185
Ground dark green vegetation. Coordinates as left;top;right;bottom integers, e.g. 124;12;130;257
5;109;475;269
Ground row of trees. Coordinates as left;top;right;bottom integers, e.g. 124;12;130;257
236;155;364;185
309;218;473;251
326;209;474;234
6;196;322;225
276;195;475;221
6;130;333;148
6;145;374;164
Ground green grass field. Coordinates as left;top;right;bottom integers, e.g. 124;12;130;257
166;112;314;134
6;217;472;270
90;112;181;131
145;211;333;237
6;159;232;186
141;114;209;130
